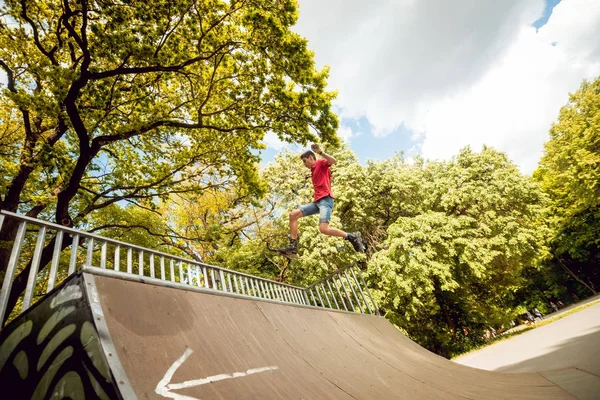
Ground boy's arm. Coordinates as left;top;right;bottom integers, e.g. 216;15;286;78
311;143;336;165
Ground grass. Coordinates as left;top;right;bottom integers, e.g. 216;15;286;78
451;298;600;360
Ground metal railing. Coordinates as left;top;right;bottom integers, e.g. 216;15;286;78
0;210;377;328
305;265;379;315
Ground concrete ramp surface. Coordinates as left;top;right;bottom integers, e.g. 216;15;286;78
1;270;598;399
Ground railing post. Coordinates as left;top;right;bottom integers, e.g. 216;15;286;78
114;244;120;272
309;288;317;306
343;270;363;313
86;237;94;267
22;226;47;311
138;251;144;276
356;265;379;315
47;230;64;293
69;234;80;275
332;278;347;311
302;290;310;305
0;221;28;325
127;247;133;274
219;269;227;292
322;284;332;308
350;266;372;314
326;280;340;310
170;260;175;282
100;241;107;269
149;254;155;278
227;273;233;294
337;275;354;311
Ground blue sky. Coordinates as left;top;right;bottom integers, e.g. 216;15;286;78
533;0;562;29
259;0;600;174
259;116;418;165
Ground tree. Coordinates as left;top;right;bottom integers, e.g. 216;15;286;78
367;147;547;357
0;0;338;323
534;76;600;295
333;153;426;252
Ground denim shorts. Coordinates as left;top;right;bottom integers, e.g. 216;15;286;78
299;196;334;223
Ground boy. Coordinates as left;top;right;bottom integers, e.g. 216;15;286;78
278;144;365;256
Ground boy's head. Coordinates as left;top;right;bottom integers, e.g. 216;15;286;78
300;150;316;169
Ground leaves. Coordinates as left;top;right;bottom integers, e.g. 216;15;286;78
535;77;600;260
0;0;338;227
368;147;547;356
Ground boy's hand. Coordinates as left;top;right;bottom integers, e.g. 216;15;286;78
311;143;323;155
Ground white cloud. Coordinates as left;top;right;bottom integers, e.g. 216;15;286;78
262;132;287;150
418;0;600;173
337;125;354;141
294;0;600;173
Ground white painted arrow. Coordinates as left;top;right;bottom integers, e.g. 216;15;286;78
155;347;279;400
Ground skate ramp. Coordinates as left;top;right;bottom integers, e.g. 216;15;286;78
2;269;599;399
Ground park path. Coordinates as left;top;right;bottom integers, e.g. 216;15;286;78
455;301;600;377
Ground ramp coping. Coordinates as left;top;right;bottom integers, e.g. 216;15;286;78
83;272;138;400
81;267;372;315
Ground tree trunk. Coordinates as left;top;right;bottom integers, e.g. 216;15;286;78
0;219;20;279
557;256;597;296
433;278;456;333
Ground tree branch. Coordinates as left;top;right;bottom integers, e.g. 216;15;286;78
19;0;59;65
92;119;265;147
153;3;193;59
88;41;240;80
0;60;16;92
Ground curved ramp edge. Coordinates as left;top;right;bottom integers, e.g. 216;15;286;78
90;271;595;399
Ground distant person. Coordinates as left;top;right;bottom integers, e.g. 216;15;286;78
526;311;534;324
533;308;543;320
550;302;559;312
277;144;365;256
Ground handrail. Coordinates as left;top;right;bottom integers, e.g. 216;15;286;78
0;210;378;329
306;264;354;290
0;210;303;290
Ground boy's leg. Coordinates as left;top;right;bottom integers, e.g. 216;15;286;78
318;222;347;237
290;202;319;238
316;197;365;253
319;222;365;252
279;203;318;255
316;197;346;237
289;209;303;239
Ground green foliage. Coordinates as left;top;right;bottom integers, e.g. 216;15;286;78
368;147;547;357
534;76;600;293
0;0;338;227
335;153;426;251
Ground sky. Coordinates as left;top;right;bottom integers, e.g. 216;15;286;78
261;0;600;174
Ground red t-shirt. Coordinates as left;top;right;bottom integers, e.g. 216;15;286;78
311;159;334;201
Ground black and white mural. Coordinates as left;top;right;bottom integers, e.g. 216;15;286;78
0;274;121;399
